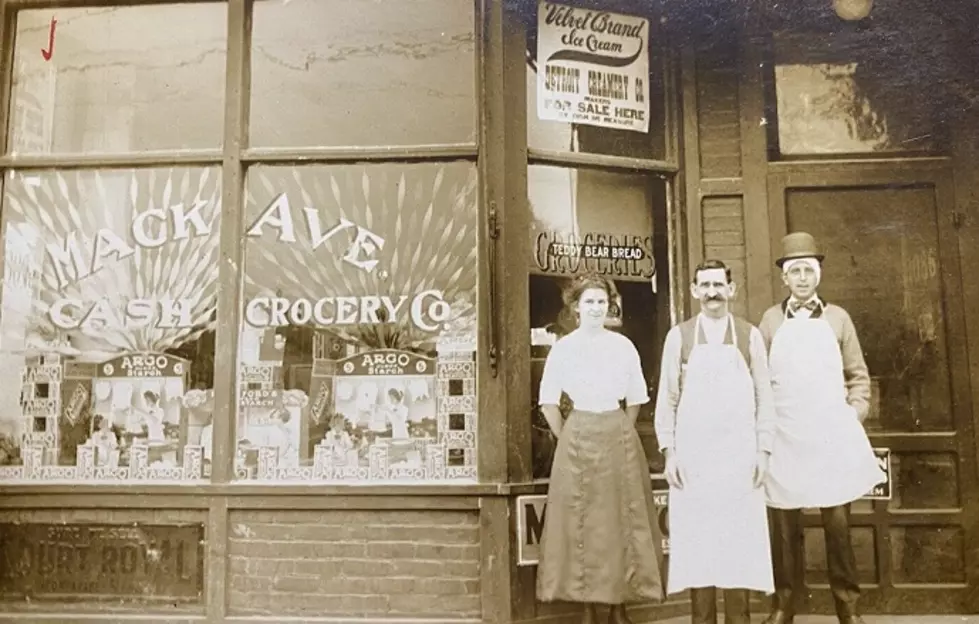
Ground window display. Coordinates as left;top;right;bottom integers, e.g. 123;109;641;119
0;168;220;482
237;162;478;483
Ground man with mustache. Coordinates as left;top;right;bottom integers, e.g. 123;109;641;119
654;259;776;624
759;232;886;624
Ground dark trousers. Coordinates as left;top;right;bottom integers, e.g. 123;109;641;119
690;587;750;624
768;505;861;618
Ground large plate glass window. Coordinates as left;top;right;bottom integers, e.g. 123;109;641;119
0;168;221;482
8;4;227;154
236;162;479;483
249;0;476;148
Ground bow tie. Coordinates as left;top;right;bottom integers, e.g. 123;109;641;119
789;299;819;313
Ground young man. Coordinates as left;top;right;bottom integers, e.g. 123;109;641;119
654;259;776;624
759;232;886;624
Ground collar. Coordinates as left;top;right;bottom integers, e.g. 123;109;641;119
781;295;826;319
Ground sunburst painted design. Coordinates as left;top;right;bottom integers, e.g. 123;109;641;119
2;167;221;360
243;162;478;347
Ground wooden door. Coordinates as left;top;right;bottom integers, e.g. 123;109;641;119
767;161;979;614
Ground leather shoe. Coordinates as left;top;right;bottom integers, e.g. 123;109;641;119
580;604;599;624
608;604;633;624
761;610;794;624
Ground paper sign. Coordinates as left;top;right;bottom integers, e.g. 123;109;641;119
536;1;650;133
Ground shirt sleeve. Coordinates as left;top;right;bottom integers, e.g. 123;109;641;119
624;339;650;407
838;309;872;421
538;341;564;407
653;328;682;453
748;327;777;453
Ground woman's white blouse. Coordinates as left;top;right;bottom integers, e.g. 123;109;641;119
538;329;650;411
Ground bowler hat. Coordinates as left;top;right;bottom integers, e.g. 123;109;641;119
775;232;824;268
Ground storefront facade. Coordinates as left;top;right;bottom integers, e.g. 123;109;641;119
0;0;977;622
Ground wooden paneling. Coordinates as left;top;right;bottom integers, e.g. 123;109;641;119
702;196;747;318
696;46;742;179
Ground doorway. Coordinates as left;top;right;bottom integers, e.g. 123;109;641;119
767;162;979;614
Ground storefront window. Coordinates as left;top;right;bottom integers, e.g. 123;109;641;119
769;32;946;156
249;0;476;148
236;162;478;482
9;5;227;154
528;165;667;479
0;167;221;482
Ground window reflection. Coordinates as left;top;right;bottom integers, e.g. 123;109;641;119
0;168;220;482
9;5;227;154
238;162;478;483
250;0;476;148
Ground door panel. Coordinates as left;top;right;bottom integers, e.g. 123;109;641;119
767;163;978;615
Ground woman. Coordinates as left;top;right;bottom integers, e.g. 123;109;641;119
537;273;664;624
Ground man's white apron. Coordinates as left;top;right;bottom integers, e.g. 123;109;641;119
667;315;774;594
765;314;886;510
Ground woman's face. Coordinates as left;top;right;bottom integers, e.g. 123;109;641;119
576;287;609;329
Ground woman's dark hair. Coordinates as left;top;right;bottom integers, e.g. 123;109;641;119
561;272;619;309
692;259;732;284
143;390;159;404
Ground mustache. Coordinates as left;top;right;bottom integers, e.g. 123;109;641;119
706;295;726;301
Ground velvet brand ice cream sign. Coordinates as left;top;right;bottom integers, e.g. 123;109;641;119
536;1;650;132
44;193;452;333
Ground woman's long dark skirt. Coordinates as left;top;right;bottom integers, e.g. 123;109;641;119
536;409;665;604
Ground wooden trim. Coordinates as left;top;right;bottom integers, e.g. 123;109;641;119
0;150;223;169
224;618;478;624
479;497;514;624
206;498;229;623
225;495;481;510
210;0;250;484
769;156;951;177
0;0;13;156
700;177;743;196
680;46;703;285
527;148;678;174
0;494;210;508
739;36;773;323
241;144;478;165
0;482;509;497
476;0;507;483
500;6;531;485
0;616;206;623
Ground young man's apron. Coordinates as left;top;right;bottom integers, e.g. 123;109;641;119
765;313;885;509
668;315;774;594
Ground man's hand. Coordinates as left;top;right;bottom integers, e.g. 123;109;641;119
753;451;770;489
664;450;684;489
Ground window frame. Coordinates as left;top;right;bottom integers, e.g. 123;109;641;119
506;1;684;486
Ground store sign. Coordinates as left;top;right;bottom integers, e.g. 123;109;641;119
517;485;670;566
337;349;434;377
0;523;204;601
534;231;655;279
867;448;892;500
243;291;451;332
48;297;198;331
536;1;650;133
97;353;186;379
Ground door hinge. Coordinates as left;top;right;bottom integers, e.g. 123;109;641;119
953;211;967;229
488;201;500;239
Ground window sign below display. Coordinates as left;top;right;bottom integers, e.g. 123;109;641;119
0;523;204;602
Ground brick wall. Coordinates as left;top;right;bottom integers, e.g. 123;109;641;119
227;509;480;618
